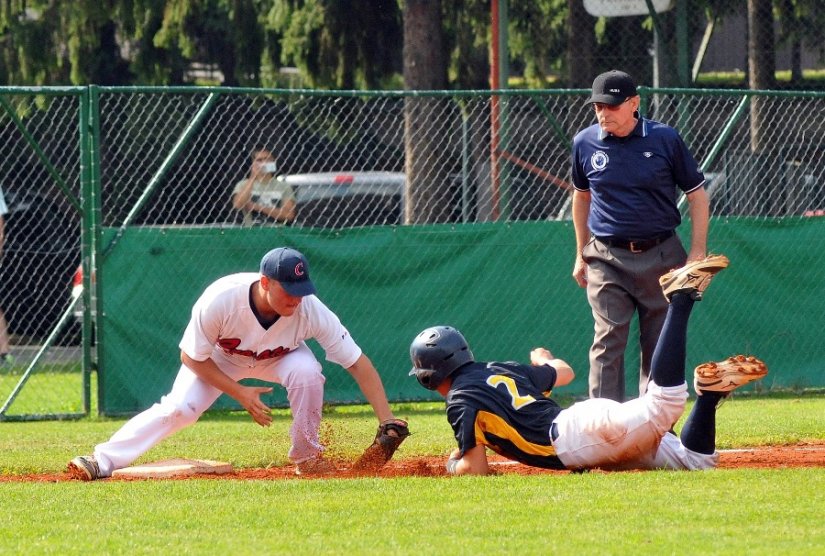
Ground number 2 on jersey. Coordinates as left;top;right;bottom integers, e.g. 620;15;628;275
486;375;536;409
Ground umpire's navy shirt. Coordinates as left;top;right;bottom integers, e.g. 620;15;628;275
571;117;705;239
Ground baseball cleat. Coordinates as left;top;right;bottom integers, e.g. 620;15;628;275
294;456;337;476
694;355;768;395
67;455;101;481
659;254;730;301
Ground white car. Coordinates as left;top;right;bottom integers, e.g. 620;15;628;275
278;171;405;227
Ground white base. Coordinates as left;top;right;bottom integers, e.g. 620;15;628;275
111;458;233;478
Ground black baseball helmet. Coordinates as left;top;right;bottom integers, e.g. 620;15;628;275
409;326;474;390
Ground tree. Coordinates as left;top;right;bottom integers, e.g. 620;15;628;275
67;1;133;85
566;0;596;87
775;0;825;86
268;0;402;89
0;1;61;84
403;0;453;224
0;0;265;86
154;0;263;86
0;0;134;85
748;0;775;153
439;0;580;89
509;0;567;87
124;0;189;85
442;0;489;90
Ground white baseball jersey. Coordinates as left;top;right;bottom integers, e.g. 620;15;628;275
179;272;361;370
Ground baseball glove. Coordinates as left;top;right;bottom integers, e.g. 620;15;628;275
694;355;768;395
352;418;410;471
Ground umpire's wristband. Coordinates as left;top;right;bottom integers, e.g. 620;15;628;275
445;456;460;475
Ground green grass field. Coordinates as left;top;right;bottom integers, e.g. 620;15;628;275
1;394;823;555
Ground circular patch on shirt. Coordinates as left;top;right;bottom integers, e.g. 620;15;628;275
590;150;609;170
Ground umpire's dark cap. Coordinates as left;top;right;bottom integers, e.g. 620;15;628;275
260;247;317;297
585;70;638;105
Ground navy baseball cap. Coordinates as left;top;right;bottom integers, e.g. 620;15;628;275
260;247;317;297
585;70;638;105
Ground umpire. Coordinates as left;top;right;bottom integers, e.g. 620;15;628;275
571;69;710;402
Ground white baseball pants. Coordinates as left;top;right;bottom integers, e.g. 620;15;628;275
551;381;718;471
93;343;325;477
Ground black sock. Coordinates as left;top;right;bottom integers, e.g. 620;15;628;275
649;294;694;388
680;392;725;454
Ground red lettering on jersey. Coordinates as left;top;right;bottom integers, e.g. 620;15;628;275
217;337;291;360
256;346;291;360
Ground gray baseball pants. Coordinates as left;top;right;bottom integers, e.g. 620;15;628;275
581;234;686;401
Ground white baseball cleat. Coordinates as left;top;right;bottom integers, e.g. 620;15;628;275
67;455;101;481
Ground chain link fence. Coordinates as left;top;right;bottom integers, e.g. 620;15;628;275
1;86;823;419
0;89;85;419
94;88;825;228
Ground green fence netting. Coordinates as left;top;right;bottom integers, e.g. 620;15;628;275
97;219;825;415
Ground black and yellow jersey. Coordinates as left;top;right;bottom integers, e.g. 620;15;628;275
446;361;565;470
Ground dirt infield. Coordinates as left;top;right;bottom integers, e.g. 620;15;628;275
3;441;823;483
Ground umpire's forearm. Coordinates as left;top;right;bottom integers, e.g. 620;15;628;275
571;190;591;254
686;188;709;258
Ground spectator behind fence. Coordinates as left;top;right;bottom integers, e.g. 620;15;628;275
0;186;12;368
231;148;296;227
570;70;710;402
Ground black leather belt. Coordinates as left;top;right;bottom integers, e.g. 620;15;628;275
594;231;675;253
550;421;559;443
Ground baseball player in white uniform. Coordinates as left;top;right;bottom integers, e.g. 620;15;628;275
68;247;406;479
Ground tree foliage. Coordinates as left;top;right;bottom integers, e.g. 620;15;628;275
267;0;402;89
775;0;825;61
0;0;819;88
154;0;263;85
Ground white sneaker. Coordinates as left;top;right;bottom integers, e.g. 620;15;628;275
67;455;101;481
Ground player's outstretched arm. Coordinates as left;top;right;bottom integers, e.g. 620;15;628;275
346;353;396;422
530;348;575;387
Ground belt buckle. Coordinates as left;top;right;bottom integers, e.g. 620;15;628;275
629;241;642;253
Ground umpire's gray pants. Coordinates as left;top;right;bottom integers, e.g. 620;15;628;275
581;234;686;401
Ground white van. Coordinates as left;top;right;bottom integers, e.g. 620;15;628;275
278;171;405;228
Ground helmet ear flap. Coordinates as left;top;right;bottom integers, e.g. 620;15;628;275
412;368;437;390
